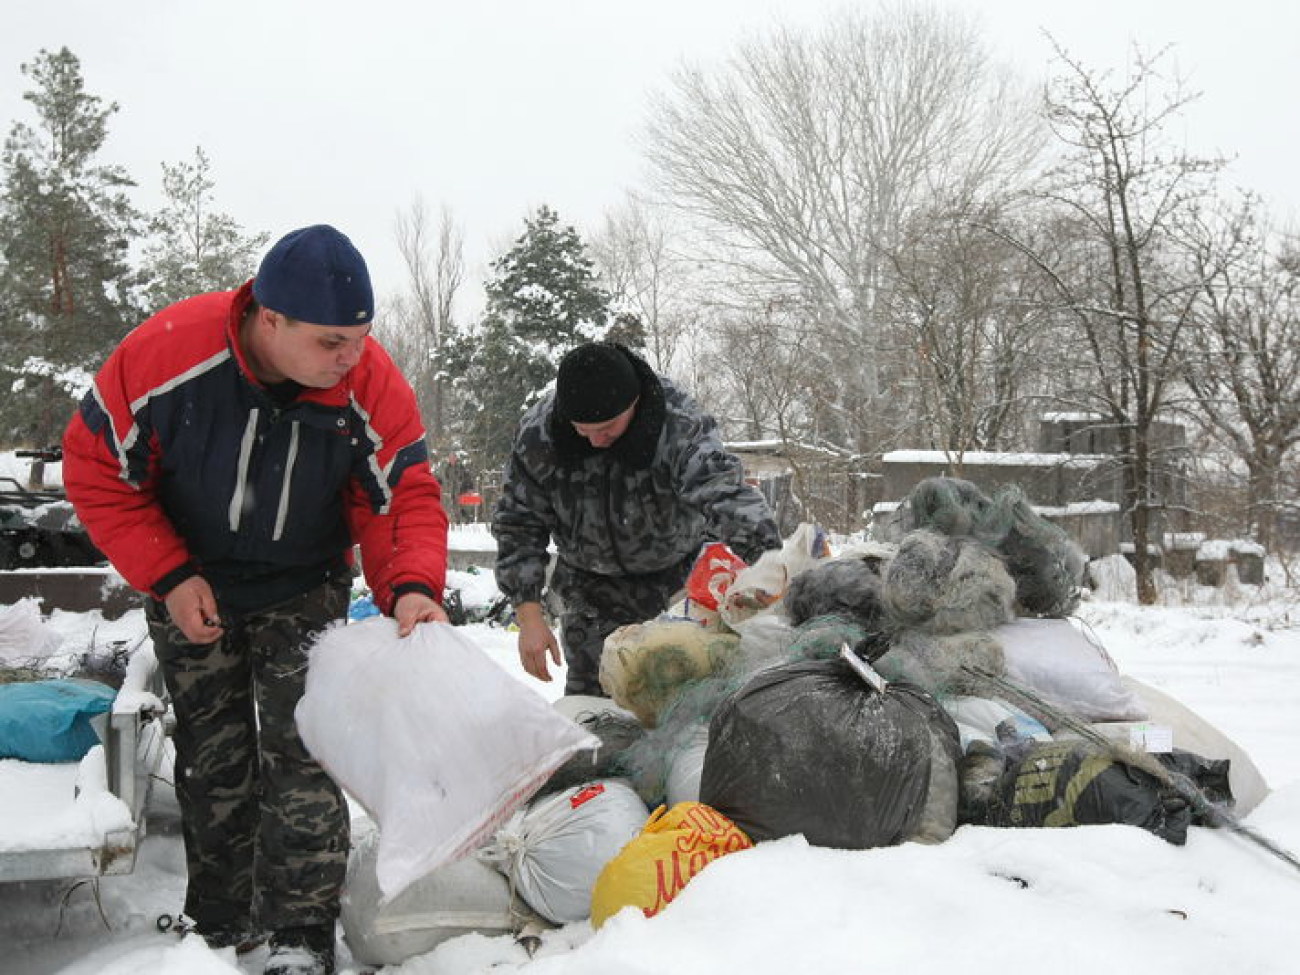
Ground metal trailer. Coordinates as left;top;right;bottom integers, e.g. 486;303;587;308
0;649;170;884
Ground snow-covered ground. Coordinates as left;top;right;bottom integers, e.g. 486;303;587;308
2;534;1299;974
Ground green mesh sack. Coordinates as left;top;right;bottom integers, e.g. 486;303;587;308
899;477;1084;618
881;530;1016;635
598;621;742;729
787;615;881;663
874;629;1004;697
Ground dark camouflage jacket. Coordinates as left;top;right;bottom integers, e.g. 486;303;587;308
492;351;781;606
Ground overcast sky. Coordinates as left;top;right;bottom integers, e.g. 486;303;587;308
3;0;1298;312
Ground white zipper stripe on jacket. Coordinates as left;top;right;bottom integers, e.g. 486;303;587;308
349;394;393;514
272;421;300;541
228;408;259;531
109;348;232;486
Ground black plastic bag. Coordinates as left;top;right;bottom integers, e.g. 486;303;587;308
699;656;961;849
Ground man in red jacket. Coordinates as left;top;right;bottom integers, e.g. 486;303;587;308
63;224;449;975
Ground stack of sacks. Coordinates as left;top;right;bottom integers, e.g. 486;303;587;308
593;527;831;809
296;619;599;903
596;615;802;809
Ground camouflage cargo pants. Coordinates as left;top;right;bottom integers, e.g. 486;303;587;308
147;577;350;933
553;555;693;696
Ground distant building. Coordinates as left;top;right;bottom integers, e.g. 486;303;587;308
871;415;1191;559
726;439;880;536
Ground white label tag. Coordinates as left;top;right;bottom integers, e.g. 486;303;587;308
1128;724;1174;753
840;644;889;694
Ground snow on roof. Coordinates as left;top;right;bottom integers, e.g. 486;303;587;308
881;449;1111;467
1198;539;1232;560
1041;412;1105;423
1031;501;1122;516
726;440;844;459
1061;500;1121;514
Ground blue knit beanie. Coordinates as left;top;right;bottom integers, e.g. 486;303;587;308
253;224;374;326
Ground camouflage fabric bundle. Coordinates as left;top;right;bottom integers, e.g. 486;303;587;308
960;738;1195;844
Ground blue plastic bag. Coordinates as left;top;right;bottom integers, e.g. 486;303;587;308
0;678;117;763
348;594;381;621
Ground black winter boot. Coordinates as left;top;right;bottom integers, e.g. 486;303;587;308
263;923;335;975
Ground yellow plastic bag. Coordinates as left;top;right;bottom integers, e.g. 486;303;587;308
590;801;753;928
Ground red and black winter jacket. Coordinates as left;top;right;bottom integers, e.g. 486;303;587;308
62;282;448;616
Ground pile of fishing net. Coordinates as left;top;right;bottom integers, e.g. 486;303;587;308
573;479;1269;856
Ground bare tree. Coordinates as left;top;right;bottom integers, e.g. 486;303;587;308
1000;42;1223;604
1181;202;1300;553
385;198;464;437
880;206;1057;453
589;197;702;376
643;3;1042;454
703;295;854;529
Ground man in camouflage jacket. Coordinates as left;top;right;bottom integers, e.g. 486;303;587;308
492;342;781;695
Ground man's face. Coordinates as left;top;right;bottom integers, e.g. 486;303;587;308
259;310;371;388
571;400;638;449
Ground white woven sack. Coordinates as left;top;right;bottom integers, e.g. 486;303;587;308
341;822;523;967
478;779;649;924
296;618;598;901
996;617;1148;722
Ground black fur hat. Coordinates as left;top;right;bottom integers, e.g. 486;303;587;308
555;343;641;422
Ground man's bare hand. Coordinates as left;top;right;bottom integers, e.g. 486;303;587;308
164;575;225;644
394;591;449;637
515;601;562;682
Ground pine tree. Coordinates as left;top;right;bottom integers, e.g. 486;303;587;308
444;205;641;473
141;146;268;311
0;47;141;446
